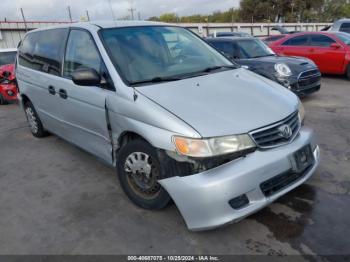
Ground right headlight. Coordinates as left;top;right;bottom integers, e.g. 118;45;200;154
173;134;256;158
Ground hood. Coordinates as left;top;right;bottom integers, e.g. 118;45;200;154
238;56;317;75
137;68;298;138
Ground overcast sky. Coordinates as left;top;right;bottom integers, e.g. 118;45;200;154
1;0;240;22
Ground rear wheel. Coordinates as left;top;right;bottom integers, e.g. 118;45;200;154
24;101;48;138
117;139;171;210
347;65;350;80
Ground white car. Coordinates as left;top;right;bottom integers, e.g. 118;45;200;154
0;48;17;67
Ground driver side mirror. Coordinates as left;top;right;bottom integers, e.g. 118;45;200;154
72;68;101;86
330;43;341;49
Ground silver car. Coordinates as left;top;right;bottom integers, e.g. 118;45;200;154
16;21;320;231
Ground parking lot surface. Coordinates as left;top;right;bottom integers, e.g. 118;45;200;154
0;76;349;256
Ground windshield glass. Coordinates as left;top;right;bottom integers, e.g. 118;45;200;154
336;33;350;45
236;39;275;59
0;51;16;66
100;26;235;85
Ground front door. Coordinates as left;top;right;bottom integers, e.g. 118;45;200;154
59;29;114;164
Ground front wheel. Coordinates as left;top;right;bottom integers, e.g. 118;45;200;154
24;101;48;138
347;64;350;80
117;139;171;210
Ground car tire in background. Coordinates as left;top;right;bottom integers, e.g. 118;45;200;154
347;65;350;80
117;139;171;210
24;101;48;138
0;94;7;105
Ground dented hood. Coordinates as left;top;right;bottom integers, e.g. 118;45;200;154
137;68;299;137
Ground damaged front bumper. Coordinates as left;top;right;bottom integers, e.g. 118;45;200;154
159;127;320;231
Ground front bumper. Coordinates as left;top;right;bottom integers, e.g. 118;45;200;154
159;127;319;231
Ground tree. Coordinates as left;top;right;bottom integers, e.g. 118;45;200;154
147;1;350;23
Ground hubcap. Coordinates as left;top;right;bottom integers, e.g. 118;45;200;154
25;107;38;134
124;152;161;198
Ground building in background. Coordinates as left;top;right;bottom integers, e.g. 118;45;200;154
0;20;331;48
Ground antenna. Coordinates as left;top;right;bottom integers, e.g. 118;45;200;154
108;0;117;21
20;8;28;32
67;6;73;22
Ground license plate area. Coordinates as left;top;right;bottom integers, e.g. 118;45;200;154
292;145;314;173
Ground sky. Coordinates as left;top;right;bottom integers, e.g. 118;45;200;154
1;0;240;22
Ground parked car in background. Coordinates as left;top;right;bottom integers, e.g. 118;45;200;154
212;32;252;38
0;64;18;104
270;32;350;79
329;19;350;34
0;48;17;67
206;37;321;96
16;22;319;231
263;34;288;45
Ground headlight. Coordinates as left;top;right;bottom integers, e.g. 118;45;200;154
173;134;256;158
275;63;292;77
298;100;305;123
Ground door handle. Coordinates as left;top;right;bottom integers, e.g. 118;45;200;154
48;85;56;95
58;89;68;99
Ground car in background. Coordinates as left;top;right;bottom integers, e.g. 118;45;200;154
329;19;350;34
0;64;18;104
213;32;252;38
263;34;288;45
270;32;350;79
206;37;321;96
262;26;302;45
0;48;17;67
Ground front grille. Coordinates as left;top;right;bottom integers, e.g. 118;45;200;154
298;69;321;89
260;167;311;197
250;112;300;148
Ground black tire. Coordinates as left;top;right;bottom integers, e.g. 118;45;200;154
117;139;171;210
0;94;7;105
347;65;350;80
24;101;48;138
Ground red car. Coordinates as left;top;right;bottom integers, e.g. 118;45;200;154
270;32;350;79
0;64;18;105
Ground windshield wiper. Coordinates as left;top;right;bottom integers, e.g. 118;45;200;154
130;76;182;86
200;65;237;73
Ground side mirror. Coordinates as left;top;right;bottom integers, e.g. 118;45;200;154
72;68;101;86
330;43;341;49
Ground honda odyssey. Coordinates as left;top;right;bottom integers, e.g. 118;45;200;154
16;21;320;231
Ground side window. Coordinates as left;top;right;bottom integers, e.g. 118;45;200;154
18;29;68;75
18;33;38;70
282;35;309;46
211;42;235;59
63;30;102;78
340;23;350;33
309;35;336;47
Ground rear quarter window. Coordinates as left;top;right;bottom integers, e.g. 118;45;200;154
19;28;68;76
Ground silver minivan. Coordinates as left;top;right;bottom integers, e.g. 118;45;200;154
16;21;320;231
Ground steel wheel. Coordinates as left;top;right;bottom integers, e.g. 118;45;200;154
25;107;39;134
124;152;161;200
117;139;171;210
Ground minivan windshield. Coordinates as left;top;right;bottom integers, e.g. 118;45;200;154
100;26;236;86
